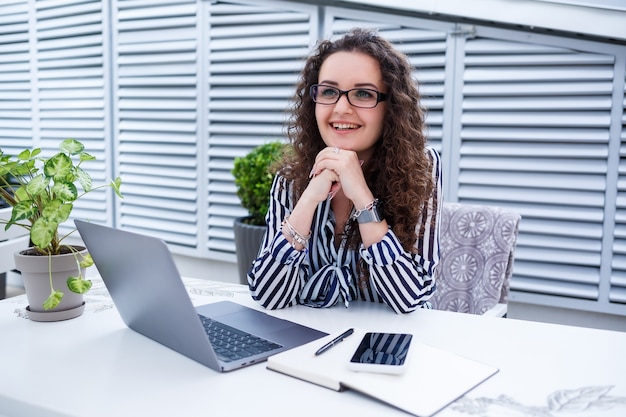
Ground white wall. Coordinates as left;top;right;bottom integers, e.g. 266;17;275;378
174;254;241;285
508;301;626;332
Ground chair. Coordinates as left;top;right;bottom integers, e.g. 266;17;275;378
430;202;521;317
0;207;29;299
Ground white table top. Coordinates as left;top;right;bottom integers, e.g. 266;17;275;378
1;277;625;417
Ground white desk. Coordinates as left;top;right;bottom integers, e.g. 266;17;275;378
1;277;625;417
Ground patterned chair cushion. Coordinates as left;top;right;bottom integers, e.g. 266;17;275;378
430;202;521;315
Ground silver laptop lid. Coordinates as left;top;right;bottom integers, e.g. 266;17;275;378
74;220;327;372
75;219;224;369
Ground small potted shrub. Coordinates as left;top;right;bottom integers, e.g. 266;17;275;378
0;138;122;321
231;141;284;284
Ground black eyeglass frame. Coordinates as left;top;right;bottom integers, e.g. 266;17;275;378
309;84;388;109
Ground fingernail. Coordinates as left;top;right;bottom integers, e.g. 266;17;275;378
309;168;315;178
359;160;364;166
328;190;338;200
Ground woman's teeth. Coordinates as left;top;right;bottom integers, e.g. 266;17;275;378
333;123;357;130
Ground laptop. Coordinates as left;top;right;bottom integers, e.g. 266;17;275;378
75;220;327;372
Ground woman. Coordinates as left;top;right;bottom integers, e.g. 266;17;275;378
247;28;442;314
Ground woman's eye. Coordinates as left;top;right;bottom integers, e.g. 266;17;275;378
353;89;375;99
320;88;339;97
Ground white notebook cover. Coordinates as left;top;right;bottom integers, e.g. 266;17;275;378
266;328;498;417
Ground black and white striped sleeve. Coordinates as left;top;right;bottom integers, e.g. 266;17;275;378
246;175;308;309
360;147;442;313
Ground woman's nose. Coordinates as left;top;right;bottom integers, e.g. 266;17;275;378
333;93;353;113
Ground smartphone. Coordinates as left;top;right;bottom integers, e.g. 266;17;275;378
347;332;413;374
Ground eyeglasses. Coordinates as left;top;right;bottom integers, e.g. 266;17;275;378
309;84;388;109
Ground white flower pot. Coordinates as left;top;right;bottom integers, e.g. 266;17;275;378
14;247;87;322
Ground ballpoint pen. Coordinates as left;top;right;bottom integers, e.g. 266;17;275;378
314;328;355;356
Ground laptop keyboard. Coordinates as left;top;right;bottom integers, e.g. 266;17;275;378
198;315;282;363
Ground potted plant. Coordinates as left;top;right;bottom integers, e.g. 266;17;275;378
0;138;122;321
231;141;284;284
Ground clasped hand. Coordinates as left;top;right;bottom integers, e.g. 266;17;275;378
307;147;371;207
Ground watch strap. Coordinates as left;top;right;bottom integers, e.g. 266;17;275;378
352;199;382;224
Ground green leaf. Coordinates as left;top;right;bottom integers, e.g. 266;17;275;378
16;148;41;160
31;217;58;249
9;200;37;223
44;153;73;181
67;276;92;294
25;174;48;197
60;138;84;155
41;199;72;224
79;253;94;268
111;176;123;198
79;152;96;162
43;290;64;310
13;186;28;202
51;180;78;202
75;166;92;192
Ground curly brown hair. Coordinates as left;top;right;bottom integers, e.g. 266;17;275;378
281;28;434;253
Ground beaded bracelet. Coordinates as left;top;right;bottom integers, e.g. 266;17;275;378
282;216;311;249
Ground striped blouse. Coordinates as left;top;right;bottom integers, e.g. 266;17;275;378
247;147;442;314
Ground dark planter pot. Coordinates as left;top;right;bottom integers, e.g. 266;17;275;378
233;217;266;285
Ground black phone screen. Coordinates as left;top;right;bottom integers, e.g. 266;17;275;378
349;332;413;366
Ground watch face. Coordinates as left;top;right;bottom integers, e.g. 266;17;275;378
357;204;382;223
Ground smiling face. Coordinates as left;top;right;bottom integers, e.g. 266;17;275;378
315;51;387;161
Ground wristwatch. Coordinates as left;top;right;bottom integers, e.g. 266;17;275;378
352;199;383;224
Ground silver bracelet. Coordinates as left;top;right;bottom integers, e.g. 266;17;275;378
282;216;311;249
351;199;378;220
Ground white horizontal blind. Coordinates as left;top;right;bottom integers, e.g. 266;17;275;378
205;0;317;258
0;1;32;155
455;33;618;309
36;0;110;231
611;69;626;304
2;0;625;317
113;0;200;251
0;0;111;231
324;7;453;155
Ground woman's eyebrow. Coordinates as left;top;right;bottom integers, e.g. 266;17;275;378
318;80;380;89
354;83;380;89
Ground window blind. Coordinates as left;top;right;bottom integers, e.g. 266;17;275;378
0;0;31;154
610;67;626;304
0;0;111;231
453;32;622;312
36;0;110;227
1;0;625;317
113;0;200;250
205;0;317;259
